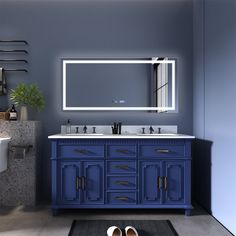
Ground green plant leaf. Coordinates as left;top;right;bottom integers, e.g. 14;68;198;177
10;83;45;111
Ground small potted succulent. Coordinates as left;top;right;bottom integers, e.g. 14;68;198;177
10;83;45;120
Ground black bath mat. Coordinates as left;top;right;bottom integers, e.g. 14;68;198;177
68;220;178;236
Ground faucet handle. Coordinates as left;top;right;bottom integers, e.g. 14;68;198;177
75;127;79;134
142;127;145;134
118;122;122;135
92;127;96;134
158;127;161;134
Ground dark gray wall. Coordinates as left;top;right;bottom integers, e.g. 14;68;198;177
0;0;193;200
193;0;236;234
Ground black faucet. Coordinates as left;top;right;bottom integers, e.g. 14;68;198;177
118;122;122;134
111;122;122;134
83;125;87;134
149;126;154;134
112;122;118;134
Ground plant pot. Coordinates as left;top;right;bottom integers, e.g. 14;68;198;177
20;105;28;121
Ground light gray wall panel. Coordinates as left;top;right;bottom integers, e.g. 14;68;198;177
193;0;236;234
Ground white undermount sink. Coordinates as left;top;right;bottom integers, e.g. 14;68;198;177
0;137;11;173
136;133;177;136
63;133;104;136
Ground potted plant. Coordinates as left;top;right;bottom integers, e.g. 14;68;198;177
10;83;45;120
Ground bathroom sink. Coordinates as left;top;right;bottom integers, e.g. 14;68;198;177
62;133;104;136
136;133;177;136
0;137;11;173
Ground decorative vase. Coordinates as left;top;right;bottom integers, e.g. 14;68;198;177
20;105;28;121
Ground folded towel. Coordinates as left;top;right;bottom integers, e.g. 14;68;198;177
0;68;7;95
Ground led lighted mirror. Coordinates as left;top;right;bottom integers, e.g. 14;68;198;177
62;58;176;111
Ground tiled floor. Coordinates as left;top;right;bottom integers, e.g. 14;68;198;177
0;205;233;236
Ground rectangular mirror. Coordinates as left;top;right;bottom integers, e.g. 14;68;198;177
62;58;176;111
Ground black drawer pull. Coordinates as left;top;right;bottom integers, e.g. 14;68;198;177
114;165;130;170
164;176;168;190
155;149;170;153
76;176;81;190
74;149;87;154
115;196;129;201
74;149;95;155
157;176;162;189
115;181;130;186
116;149;132;154
81;176;86;190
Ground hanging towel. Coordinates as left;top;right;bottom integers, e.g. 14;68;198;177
0;68;7;95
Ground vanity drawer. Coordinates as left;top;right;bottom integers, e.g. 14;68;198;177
107;145;137;158
107;192;137;204
107;161;137;174
140;145;185;158
107;176;137;190
59;145;104;158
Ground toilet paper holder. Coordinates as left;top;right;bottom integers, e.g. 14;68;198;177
10;144;33;159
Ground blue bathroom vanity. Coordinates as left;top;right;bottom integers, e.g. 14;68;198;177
48;134;194;216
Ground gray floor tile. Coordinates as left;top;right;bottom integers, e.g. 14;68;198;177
0;205;232;236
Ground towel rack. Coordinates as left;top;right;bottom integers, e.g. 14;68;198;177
4;69;28;72
0;40;28;45
0;40;29;73
10;144;33;159
0;59;28;63
0;50;28;54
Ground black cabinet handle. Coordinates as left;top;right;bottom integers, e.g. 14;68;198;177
114;165;129;170
115;181;129;186
74;149;87;154
74;149;95;155
116;149;131;154
164;176;168;190
76;176;81;190
81;176;85;190
155;149;170;153
115;196;129;201
157;176;162;189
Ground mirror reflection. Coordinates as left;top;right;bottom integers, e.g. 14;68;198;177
62;58;175;111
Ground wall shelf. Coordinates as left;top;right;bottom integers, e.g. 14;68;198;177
0;40;28;45
0;40;29;73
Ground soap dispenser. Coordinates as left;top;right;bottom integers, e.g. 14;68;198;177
66;119;71;134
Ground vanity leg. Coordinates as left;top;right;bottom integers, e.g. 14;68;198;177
185;209;191;216
52;208;59;216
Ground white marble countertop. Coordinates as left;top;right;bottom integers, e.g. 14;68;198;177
48;133;195;139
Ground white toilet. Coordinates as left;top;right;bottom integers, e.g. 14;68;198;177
0;137;11;173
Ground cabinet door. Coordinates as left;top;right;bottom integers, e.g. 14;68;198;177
60;162;81;204
140;161;162;204
82;161;104;204
163;161;185;204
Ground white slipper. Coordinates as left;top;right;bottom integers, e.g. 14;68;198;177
107;226;122;236
125;226;138;236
